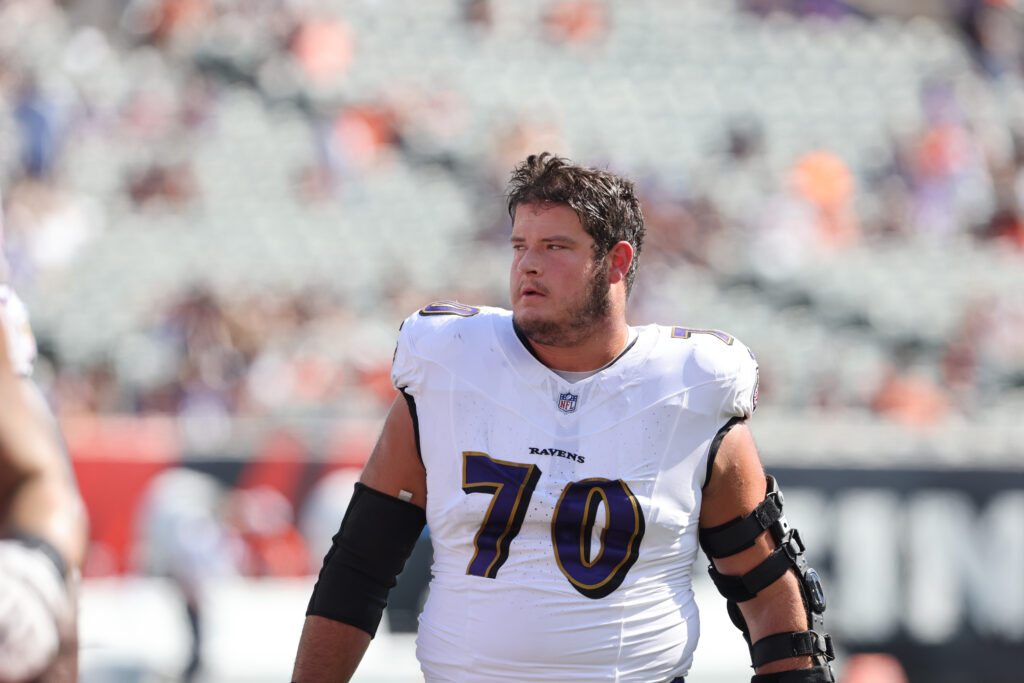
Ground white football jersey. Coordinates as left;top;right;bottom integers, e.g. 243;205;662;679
0;285;37;377
392;303;758;682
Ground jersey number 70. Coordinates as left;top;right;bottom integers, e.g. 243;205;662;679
462;452;646;599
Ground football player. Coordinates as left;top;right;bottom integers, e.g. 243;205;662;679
0;207;88;682
294;154;834;682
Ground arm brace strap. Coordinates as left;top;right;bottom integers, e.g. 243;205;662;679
750;630;835;669
708;528;807;603
700;475;784;557
306;483;426;637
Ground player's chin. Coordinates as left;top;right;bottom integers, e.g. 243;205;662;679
512;303;547;326
513;309;560;337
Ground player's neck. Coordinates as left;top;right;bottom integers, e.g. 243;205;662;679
526;317;631;372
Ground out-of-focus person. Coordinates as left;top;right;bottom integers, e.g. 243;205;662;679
840;652;908;683
0;197;89;681
133;467;245;682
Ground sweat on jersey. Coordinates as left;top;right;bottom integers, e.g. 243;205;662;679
391;302;758;682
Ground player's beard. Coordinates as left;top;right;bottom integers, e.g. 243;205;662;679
514;262;611;348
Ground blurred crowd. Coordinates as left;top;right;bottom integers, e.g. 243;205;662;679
0;0;1023;435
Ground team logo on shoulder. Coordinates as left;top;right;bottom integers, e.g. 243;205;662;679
419;301;480;317
557;391;578;414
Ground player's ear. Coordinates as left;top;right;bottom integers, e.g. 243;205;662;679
606;241;634;286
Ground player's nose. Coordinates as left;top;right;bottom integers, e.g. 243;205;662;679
517;246;542;275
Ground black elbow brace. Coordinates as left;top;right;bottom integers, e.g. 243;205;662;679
700;475;835;682
306;483;426;637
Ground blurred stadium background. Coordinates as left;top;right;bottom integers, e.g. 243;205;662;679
2;0;1023;681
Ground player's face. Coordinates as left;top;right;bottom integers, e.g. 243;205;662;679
510;202;610;347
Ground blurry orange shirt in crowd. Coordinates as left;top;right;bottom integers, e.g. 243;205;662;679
790;150;860;249
332;105;396;168
870;368;950;428
291;18;353;83
152;0;210;44
841;653;908;683
543;0;607;45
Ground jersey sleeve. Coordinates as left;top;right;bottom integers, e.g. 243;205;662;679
721;338;759;420
677;327;759;421
390;314;423;394
390;301;485;395
0;286;37;378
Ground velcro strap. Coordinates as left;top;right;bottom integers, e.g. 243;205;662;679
700;476;783;558
751;631;835;668
750;665;835;683
709;543;792;602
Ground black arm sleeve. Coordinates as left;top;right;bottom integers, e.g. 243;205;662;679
306;483;426;637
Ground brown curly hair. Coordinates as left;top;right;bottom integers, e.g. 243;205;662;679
506;153;645;295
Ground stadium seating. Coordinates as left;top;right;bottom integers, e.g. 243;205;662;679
2;0;1022;463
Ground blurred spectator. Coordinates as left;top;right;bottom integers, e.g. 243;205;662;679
870;364;951;428
840;652;909;683
299;468;361;571
542;0;608;46
119;0;212;54
942;300;989;406
748;172;822;281
983;205;1024;250
463;0;493;35
328;103;400;175
985;294;1024;377
127;160;199;208
789;150;861;250
954;0;1024;79
743;146;860;281
941;292;1024;412
134;467;245;681
902;80;992;240
13;78;63;178
979;130;1024;249
489;118;566;189
287;11;352;86
639;180;725;267
2;176;103;286
226;485;309;578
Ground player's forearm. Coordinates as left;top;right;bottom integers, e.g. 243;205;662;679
0;380;88;570
709;535;813;674
292;615;372;683
735;572;814;674
4;471;88;570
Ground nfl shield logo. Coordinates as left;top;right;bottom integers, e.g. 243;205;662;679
558;391;578;414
